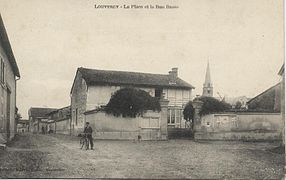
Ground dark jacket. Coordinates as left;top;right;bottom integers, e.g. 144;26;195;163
84;126;93;135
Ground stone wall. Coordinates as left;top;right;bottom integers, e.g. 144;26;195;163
55;119;70;135
84;100;169;140
195;112;282;141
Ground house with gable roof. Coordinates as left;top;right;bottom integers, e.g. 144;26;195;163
70;67;194;135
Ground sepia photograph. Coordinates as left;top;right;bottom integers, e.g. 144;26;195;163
0;0;284;179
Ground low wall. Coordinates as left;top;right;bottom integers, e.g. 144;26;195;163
195;112;282;141
84;110;167;140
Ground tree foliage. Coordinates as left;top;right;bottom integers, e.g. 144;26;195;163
235;101;242;109
195;96;231;116
105;88;161;117
183;101;195;121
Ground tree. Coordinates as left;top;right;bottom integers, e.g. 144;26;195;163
15;107;22;121
235;101;242;109
195;96;231;116
105;88;161;117
183;101;195;129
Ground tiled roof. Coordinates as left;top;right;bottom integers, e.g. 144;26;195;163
247;83;281;104
0;14;20;77
78;67;194;89
29;107;58;118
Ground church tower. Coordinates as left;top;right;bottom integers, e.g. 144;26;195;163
202;61;213;97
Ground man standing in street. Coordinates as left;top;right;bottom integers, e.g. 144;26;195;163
84;122;94;150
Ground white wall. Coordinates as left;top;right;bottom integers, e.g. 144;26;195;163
84;110;166;140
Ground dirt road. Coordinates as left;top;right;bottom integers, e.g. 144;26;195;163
0;133;284;179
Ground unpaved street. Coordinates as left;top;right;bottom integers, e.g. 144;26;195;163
0;134;284;179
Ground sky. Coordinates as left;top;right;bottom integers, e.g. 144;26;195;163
0;0;284;118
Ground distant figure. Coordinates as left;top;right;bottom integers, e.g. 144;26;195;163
41;126;45;134
84;122;94;150
138;135;142;142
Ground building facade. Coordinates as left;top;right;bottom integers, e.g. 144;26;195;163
0;14;20;143
70;67;194;135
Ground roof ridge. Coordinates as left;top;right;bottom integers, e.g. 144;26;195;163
79;67;169;76
29;107;58;110
247;82;281;103
77;67;195;89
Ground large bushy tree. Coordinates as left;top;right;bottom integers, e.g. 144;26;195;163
105;88;161;117
183;101;195;121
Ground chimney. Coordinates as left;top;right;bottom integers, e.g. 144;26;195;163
169;67;178;84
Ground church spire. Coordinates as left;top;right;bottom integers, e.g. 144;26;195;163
204;61;212;86
202;61;213;97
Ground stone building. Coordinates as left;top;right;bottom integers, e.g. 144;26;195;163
0;14;20;143
70;67;194;135
28;107;57;133
47;106;71;134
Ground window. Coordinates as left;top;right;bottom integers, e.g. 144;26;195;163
155;88;163;98
167;109;182;125
0;58;4;84
183;90;190;99
171;109;175;123
175;109;181;124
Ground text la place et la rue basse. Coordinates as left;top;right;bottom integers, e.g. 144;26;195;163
94;4;179;9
